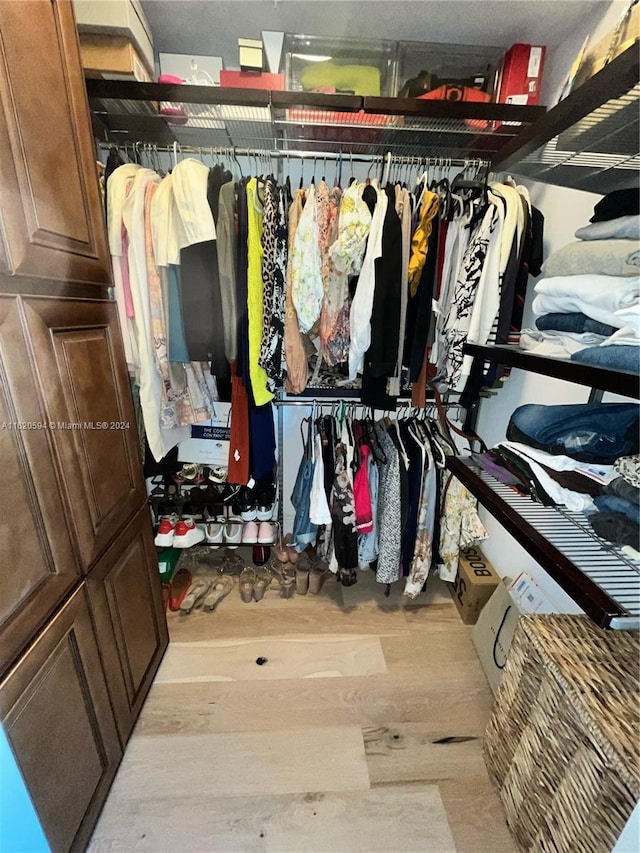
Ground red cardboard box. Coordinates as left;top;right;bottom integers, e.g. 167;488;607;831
496;43;546;106
220;70;285;90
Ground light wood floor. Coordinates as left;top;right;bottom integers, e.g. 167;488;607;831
90;550;516;853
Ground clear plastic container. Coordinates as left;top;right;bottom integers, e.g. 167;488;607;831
284;34;397;97
396;41;504;99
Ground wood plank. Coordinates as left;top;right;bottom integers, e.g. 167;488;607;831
134;673;494;737
439;777;517;853
154;636;388;683
380;631;487;679
166;600;410;641
103;727;370;800
90;784;456;853
364;722;486;785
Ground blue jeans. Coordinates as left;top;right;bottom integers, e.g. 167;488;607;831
536;312;617;338
507;403;640;464
571;345;640;374
594;494;640;526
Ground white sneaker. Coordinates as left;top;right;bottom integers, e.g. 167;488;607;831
173;517;206;548
256;504;274;521
154;513;179;547
205;518;225;544
224;517;244;548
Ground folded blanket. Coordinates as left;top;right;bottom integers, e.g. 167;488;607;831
532;274;640;329
575;215;640;241
542;240;640;277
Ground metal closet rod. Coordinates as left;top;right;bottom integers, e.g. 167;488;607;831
96;141;488;169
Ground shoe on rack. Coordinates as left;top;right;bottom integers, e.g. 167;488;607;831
224;517;244;548
154;513;179;547
173;517;206;548
207;466;228;484
257;521;275;544
240;504;258;522
242;520;259;544
205;517;225;544
256;502;274;521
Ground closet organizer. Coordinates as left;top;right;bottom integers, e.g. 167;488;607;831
86;43;639;629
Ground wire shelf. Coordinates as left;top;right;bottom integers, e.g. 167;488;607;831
449;457;640;630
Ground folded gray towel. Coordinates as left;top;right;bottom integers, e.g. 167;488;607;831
543;239;640;277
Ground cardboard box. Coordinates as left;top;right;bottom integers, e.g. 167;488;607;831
80;33;152;82
472;572;562;693
74;0;154;72
219;70;285;90
496;43;546;106
159;53;224;86
448;546;500;625
239;38;263;72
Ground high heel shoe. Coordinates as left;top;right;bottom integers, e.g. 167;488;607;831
179;578;212;614
202;574;234;611
253;567;272;602
309;566;330;595
239;567;255;603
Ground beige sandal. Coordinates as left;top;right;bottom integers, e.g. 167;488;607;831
239;567;255;603
253;567;272;602
270;563;296;599
309;566;330;595
203;574;234;611
179;578;212;614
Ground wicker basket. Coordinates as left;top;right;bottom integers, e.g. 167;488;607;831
484;615;640;853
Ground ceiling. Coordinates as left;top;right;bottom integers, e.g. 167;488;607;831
141;0;613;63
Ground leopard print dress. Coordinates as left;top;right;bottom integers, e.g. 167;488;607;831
259;178;287;391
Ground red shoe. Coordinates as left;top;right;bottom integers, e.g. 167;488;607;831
173;517;206;548
168;568;192;612
154;513;179;547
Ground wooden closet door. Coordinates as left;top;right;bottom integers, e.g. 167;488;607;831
0;585;121;853
0;294;81;673
19;295;146;570
0;0;110;285
87;506;169;743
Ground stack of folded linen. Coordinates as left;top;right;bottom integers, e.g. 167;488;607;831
521;189;640;373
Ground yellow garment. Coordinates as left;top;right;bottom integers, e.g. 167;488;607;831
300;61;381;97
246;178;273;406
407;191;440;297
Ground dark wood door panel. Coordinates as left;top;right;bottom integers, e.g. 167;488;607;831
0;586;121;853
0;295;81;671
0;1;110;286
20;296;146;570
87;507;169;743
